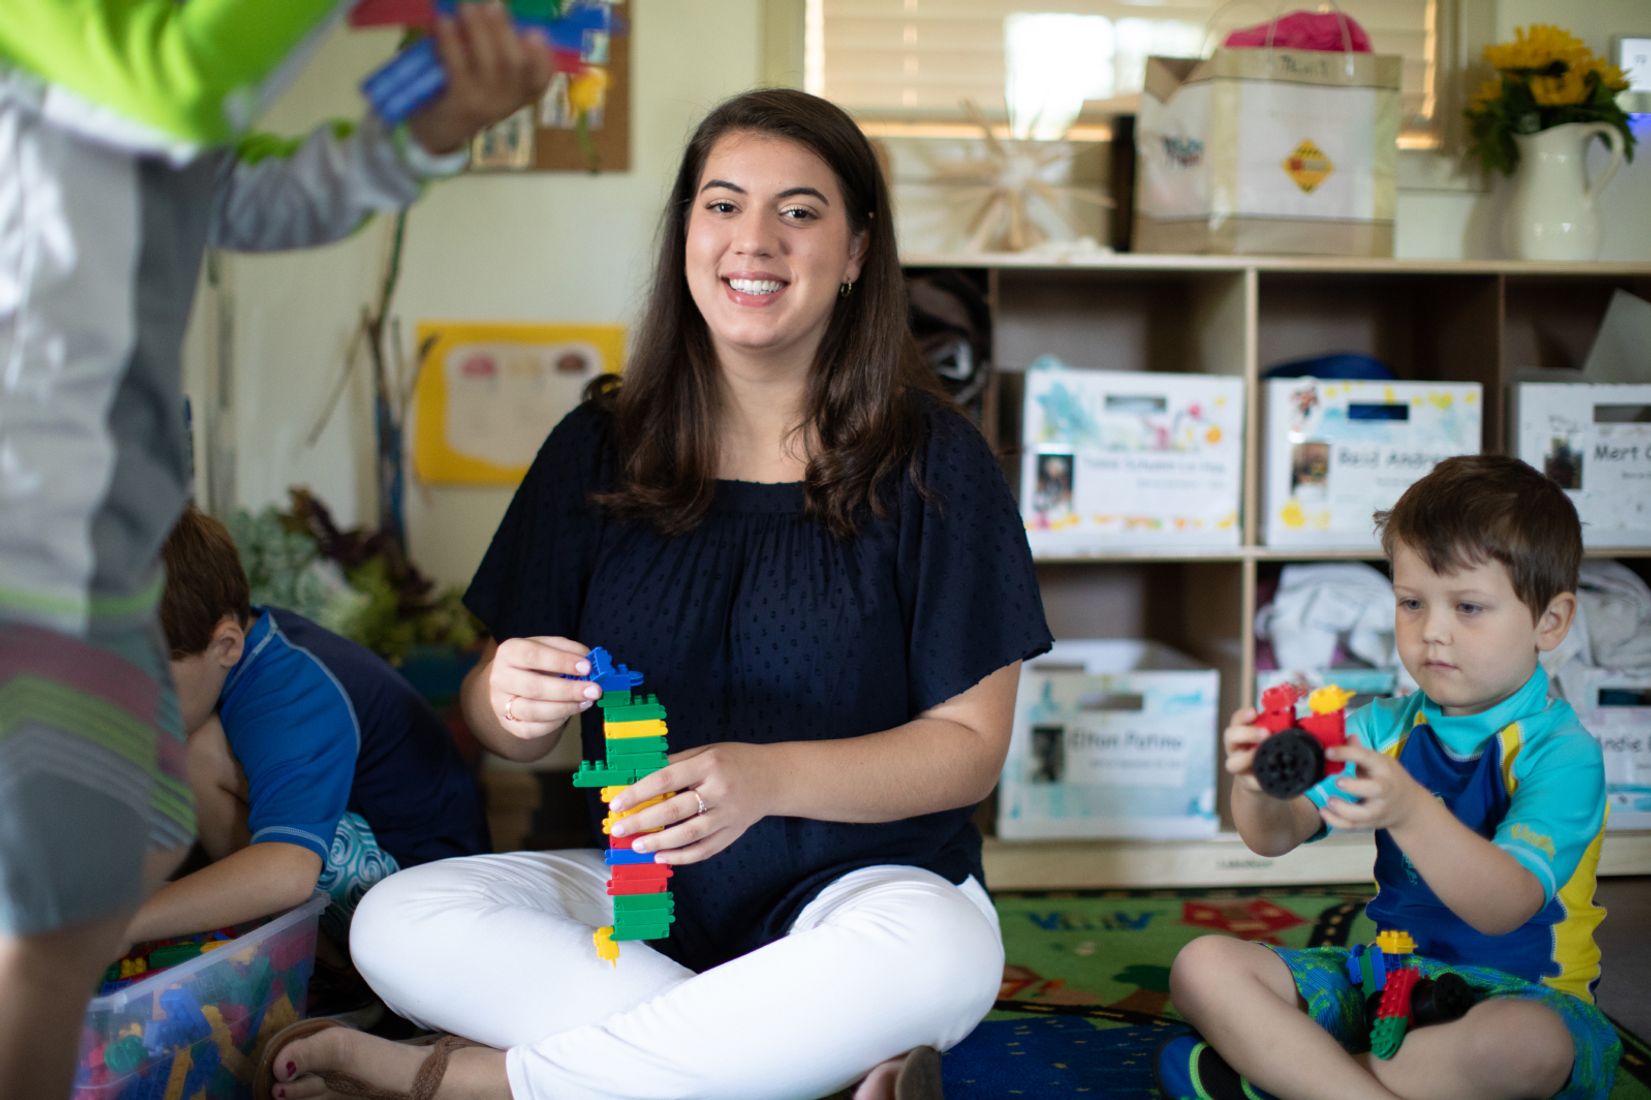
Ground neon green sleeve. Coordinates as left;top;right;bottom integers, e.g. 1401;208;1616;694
0;0;347;144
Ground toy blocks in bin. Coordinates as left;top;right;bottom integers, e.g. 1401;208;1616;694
1021;361;1244;553
1511;383;1651;548
1263;379;1481;549
72;892;327;1099
999;640;1219;840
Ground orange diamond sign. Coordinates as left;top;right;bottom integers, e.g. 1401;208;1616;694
1284;139;1332;193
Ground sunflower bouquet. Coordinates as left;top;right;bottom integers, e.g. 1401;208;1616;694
1464;24;1636;175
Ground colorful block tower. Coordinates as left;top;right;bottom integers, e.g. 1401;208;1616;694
570;647;676;964
1345;929;1477;1059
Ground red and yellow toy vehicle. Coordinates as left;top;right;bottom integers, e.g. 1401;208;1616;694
1252;682;1357;801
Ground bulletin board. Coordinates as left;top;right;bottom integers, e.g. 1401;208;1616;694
411;321;624;484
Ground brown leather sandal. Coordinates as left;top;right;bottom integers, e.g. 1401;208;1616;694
254;1017;479;1100
894;1045;943;1100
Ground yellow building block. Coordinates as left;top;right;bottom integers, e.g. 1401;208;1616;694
593;926;620;966
603;718;668;740
162;1047;191;1099
1376;929;1416;956
601;792;674;835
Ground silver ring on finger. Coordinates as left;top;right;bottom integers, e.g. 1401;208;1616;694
504;694;518;722
694;790;708;816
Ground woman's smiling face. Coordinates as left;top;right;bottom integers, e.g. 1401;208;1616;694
685;131;866;377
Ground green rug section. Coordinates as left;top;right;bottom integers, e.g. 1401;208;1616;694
994;885;1374;1019
949;885;1651;1100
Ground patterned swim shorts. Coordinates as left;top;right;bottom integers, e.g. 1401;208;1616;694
1270;945;1621;1100
316;811;402;946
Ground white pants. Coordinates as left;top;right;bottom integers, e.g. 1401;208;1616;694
349;850;1004;1100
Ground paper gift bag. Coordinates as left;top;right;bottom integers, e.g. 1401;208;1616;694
1134;48;1401;255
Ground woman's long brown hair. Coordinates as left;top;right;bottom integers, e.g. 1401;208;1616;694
589;88;952;538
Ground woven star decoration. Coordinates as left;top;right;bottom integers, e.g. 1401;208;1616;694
917;101;1113;253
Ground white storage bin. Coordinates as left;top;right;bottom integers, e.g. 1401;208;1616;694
1560;669;1651;831
1000;639;1219;839
1262;378;1481;549
1511;383;1651;548
1021;364;1244;554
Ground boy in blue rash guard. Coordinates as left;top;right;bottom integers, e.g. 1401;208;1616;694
128;505;491;953
1160;454;1618;1100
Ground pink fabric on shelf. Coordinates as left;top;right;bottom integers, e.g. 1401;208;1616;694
1223;11;1372;53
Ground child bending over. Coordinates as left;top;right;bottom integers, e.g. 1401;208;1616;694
129;505;491;955
1161;454;1618;1100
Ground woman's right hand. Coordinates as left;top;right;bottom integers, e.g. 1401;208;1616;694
1223;706;1267;795
487;636;602;741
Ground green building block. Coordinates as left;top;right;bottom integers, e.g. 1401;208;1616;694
613;923;674;941
1371;1015;1407;1059
103;1034;146;1074
614;894;675;915
509;0;563;20
602;697;666;722
604;736;668;758
572;762;642;787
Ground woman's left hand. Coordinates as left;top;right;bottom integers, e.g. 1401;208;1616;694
606;742;777;865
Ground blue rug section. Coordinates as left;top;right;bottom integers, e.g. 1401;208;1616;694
943;1015;1192;1098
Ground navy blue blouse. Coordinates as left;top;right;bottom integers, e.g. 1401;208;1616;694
465;397;1052;971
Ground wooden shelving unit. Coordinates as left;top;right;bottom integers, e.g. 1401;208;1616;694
910;253;1651;888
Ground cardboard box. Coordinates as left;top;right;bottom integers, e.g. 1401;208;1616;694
1562;669;1651;831
1511;383;1651;548
1134;50;1400;256
1022;365;1244;553
999;640;1220;839
1263;379;1481;549
73;893;326;1099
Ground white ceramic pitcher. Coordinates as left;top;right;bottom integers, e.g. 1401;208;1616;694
1502;122;1628;261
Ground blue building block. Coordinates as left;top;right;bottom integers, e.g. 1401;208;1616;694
582;645;645;693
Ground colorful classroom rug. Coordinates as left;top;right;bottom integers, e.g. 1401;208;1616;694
941;885;1651;1099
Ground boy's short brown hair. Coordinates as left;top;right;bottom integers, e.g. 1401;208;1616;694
1374;454;1581;621
160;505;251;657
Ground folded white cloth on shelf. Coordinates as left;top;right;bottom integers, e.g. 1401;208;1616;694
1256;562;1397;672
1578;560;1651;670
1548;560;1651;705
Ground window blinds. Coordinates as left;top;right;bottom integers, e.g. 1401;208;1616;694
808;0;1433;131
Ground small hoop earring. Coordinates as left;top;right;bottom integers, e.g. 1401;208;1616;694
839;280;854;299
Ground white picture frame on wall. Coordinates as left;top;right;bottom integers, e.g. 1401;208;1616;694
1615;34;1651;114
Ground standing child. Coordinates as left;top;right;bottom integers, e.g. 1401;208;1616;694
1160;454;1618;1100
0;7;549;1094
129;505;492;956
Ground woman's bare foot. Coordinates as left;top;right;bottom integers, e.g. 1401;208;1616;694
268;1025;510;1100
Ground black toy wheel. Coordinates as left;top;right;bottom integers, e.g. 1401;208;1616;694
1253;729;1325;800
1411;973;1476;1026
